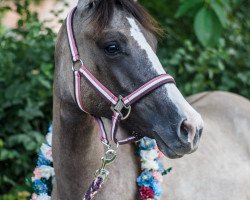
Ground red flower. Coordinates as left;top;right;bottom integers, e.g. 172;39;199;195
139;186;154;200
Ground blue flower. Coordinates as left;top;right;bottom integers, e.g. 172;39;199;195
137;171;154;187
156;159;165;173
139;137;156;150
151;182;162;196
33;179;48;194
37;153;51;167
48;124;53;133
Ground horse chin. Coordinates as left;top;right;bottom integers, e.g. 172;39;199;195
154;133;183;159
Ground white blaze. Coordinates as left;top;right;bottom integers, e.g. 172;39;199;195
127;17;165;74
127;17;204;136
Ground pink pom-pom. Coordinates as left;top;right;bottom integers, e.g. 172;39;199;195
33;168;41;179
155;146;164;158
152;171;163;183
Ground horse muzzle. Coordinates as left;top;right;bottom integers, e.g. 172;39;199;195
153;117;204;159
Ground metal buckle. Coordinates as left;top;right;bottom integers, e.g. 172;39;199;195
72;59;84;71
111;95;131;120
95;145;117;180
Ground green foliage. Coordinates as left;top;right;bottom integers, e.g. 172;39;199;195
140;0;250;98
0;192;30;200
162;167;172;176
0;0;55;198
175;0;230;47
175;0;203;18
194;7;222;46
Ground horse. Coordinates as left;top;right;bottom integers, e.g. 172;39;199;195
53;0;204;199
163;91;250;200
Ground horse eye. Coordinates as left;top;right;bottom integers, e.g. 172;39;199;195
104;43;120;55
88;2;95;9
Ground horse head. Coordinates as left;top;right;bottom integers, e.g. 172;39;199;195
56;0;204;159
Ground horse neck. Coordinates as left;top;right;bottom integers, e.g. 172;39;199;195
52;96;139;199
52;95;104;196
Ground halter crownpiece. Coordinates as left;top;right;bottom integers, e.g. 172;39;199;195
66;7;175;199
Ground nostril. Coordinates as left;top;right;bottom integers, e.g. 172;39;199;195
198;128;203;138
178;120;188;143
179;120;197;144
180;122;189;138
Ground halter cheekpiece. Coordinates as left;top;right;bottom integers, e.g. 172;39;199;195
66;7;175;199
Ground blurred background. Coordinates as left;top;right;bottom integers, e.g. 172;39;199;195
0;0;249;199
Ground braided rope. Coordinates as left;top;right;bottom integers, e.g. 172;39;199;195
83;176;104;200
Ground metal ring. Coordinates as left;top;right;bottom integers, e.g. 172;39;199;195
121;105;131;120
72;59;84;71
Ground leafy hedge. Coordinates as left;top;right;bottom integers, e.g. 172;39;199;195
140;0;250;97
0;0;249;199
0;1;55;199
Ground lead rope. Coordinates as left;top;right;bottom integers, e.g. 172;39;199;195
83;177;104;200
83;144;117;200
66;7;175;199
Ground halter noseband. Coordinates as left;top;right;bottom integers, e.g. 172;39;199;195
66;7;175;145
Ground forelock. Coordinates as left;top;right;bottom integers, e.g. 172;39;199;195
84;0;163;37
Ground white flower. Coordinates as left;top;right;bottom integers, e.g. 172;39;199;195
38;165;55;180
31;193;38;200
140;149;158;161
141;160;159;171
37;194;51;200
46;133;52;146
40;144;53;162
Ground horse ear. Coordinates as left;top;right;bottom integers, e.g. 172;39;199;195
77;0;99;8
78;0;138;8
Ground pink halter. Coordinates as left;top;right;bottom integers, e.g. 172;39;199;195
66;7;175;145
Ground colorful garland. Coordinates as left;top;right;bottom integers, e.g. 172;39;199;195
136;137;172;200
31;127;171;200
31;125;53;200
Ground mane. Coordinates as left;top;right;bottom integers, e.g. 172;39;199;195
89;0;163;37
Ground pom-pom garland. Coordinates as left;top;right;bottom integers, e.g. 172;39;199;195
31;126;171;200
137;137;172;200
31;125;54;200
